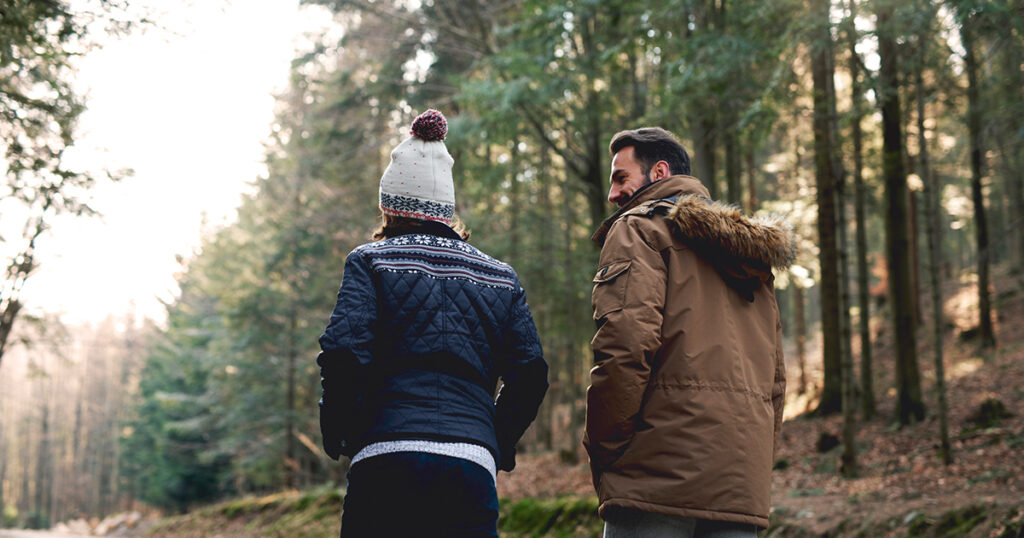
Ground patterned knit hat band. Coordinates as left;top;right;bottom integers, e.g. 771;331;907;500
379;109;455;225
379;192;455;223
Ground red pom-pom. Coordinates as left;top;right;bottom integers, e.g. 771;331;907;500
410;109;447;141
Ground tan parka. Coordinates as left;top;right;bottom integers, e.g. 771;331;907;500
584;175;794;528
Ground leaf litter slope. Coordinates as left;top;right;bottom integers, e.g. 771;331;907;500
502;267;1024;536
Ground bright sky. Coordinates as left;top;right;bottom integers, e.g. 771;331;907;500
19;1;335;325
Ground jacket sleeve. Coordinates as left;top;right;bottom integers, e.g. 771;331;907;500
493;282;549;472
584;218;666;474
317;250;377;460
771;298;787;457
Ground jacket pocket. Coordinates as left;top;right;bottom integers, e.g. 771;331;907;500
592;260;631;320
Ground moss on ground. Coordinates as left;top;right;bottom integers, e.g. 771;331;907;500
146;486;343;538
498;496;602;537
144;488;1024;538
145;487;602;537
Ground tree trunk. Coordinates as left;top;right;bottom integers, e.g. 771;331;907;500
916;29;952;464
693;117;718;199
835;108;858;476
846;0;875;420
725;120;742;206
34;384;51;528
20;413;31;517
579;15;609;234
810;3;842;416
745;142;759;212
819;0;856;473
562;171;581;463
0;299;23;372
1001;36;1024;272
690;2;718;200
285;311;297;489
909;190;922;327
878;3;926;425
534;143;554;451
510;137;521;264
961;13;997;349
793;283;808;395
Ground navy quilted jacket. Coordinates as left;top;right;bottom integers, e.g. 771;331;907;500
317;221;548;471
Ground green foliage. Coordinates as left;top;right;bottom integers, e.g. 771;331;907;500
118;274;232;511
931;505;988;537
23;511;49;530
1;504;17;527
0;0;135;370
498;496;602;537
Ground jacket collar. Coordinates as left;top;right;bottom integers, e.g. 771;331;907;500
592;175;710;246
387;219;463;241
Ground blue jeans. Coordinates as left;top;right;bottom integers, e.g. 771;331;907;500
340;451;499;537
603;507;758;538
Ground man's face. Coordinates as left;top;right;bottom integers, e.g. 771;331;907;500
608;146;652;207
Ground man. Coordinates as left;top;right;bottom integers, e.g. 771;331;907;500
584;127;794;537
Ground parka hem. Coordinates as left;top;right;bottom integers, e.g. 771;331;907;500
597;497;768;529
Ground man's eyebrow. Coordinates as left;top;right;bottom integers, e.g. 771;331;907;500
611;169;626;180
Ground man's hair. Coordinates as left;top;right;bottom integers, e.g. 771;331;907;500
609;127;691;177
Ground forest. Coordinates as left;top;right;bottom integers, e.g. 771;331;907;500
1;0;1022;535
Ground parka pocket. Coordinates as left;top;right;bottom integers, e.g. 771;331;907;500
592;260;631;320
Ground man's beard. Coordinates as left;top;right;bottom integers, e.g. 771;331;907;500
622;173;653;205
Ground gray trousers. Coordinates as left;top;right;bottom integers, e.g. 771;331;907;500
603;507;759;538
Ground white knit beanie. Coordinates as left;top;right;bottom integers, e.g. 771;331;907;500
379;109;455;224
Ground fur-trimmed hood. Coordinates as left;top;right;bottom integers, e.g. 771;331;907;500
669;195;796;271
592;175;796;302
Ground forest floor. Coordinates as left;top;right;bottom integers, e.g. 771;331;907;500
497;266;1024;536
43;267;1024;537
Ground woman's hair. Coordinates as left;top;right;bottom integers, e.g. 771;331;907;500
372;213;471;241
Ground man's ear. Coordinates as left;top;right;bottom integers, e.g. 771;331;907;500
653;160;671;181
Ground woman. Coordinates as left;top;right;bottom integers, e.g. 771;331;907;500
317;109;548;537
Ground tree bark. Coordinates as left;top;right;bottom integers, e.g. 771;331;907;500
510;137;521;264
877;3;926;425
1001;36;1024;272
285;311;297;489
909;190;922;327
916;26;952;464
961;12;997;349
34;381;51;528
745;142;759;212
534;142;554;451
846;0;875;420
725;119;742;206
810;2;843;416
693;116;719;200
793;283;808;395
562;169;581;463
820;0;856;474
